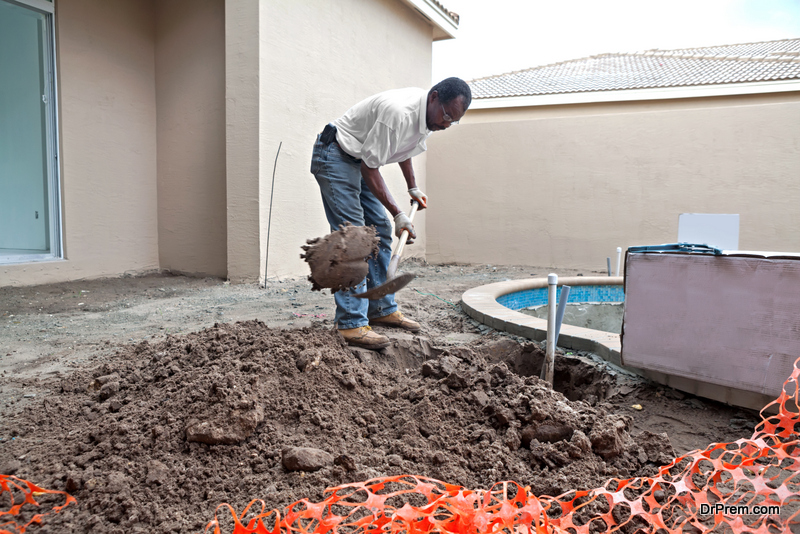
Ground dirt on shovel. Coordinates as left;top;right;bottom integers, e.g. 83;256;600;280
300;223;379;292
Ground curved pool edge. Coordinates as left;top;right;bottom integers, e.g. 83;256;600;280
461;275;775;411
460;276;625;365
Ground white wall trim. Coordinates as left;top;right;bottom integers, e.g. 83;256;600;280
470;79;800;110
399;0;458;40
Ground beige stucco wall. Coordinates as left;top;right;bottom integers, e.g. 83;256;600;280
155;0;226;277
224;0;261;284
427;92;800;270
225;0;434;283
1;0;440;287
1;0;160;286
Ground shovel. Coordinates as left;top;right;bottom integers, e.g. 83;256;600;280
353;200;419;300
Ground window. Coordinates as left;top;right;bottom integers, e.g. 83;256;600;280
0;0;61;264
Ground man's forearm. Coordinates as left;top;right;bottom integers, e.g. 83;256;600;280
398;159;417;190
360;162;402;216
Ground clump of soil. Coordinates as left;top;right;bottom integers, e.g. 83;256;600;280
301;223;379;292
0;321;673;533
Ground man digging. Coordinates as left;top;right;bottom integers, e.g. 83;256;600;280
310;78;471;350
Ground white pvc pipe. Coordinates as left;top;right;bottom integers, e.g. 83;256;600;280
615;247;622;277
541;273;557;385
554;285;571;346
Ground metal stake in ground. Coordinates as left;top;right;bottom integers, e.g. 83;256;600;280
264;142;282;287
353;200;419;300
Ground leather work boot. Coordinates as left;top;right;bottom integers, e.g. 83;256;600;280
338;326;390;350
369;311;421;333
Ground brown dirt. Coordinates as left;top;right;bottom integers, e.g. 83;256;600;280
0;261;763;533
301;223;379;292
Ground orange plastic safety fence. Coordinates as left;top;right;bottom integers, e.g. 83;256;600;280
207;358;800;534
0;474;76;534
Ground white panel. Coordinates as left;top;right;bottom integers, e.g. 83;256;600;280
678;213;740;251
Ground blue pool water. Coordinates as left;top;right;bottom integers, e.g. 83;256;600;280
497;284;625;311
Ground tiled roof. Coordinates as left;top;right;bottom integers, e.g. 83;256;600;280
431;0;459;25
469;39;800;99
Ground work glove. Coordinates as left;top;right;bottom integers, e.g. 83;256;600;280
408;187;428;209
393;212;416;242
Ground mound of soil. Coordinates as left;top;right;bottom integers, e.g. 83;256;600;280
1;320;674;533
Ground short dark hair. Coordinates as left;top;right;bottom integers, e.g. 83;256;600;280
429;77;472;110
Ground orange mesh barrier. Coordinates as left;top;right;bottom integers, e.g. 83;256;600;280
207;358;800;534
0;474;76;534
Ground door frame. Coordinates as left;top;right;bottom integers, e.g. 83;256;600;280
1;0;62;264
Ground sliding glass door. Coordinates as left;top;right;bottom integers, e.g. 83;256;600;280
0;0;60;263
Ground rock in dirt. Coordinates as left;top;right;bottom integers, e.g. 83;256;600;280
1;459;20;475
534;423;574;444
590;414;632;459
470;390;490;407
301;223;379;292
570;430;592;454
185;404;265;445
387;454;403;466
296;348;322;371
637;430;675;465
282;447;334;472
145;459;170;486
98;381;120;401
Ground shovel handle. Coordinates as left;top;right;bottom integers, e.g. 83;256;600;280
387;200;419;279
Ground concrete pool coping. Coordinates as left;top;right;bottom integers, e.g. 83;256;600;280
461;275;775;411
461;276;625;366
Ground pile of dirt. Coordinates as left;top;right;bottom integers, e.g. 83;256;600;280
0;320;674;533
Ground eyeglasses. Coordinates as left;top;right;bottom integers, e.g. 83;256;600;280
441;103;459;125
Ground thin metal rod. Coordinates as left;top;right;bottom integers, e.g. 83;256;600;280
264;142;282;287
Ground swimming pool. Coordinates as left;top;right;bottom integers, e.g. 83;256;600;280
497;284;625;309
498;284;625;334
460;276;625;365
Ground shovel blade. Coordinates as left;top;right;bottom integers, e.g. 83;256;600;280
352;273;416;300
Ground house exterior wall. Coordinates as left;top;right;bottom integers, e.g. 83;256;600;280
225;0;434;283
155;0;226;277
2;0;160;286
2;0;438;287
427;92;800;270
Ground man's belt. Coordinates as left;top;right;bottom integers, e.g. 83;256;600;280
320;123;361;164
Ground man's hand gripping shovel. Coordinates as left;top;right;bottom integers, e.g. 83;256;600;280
353;200;419;300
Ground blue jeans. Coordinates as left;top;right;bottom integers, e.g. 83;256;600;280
310;134;397;329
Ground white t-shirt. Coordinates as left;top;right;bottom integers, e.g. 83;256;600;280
333;88;431;169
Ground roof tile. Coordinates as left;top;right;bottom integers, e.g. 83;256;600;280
469;38;800;99
431;0;459;25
